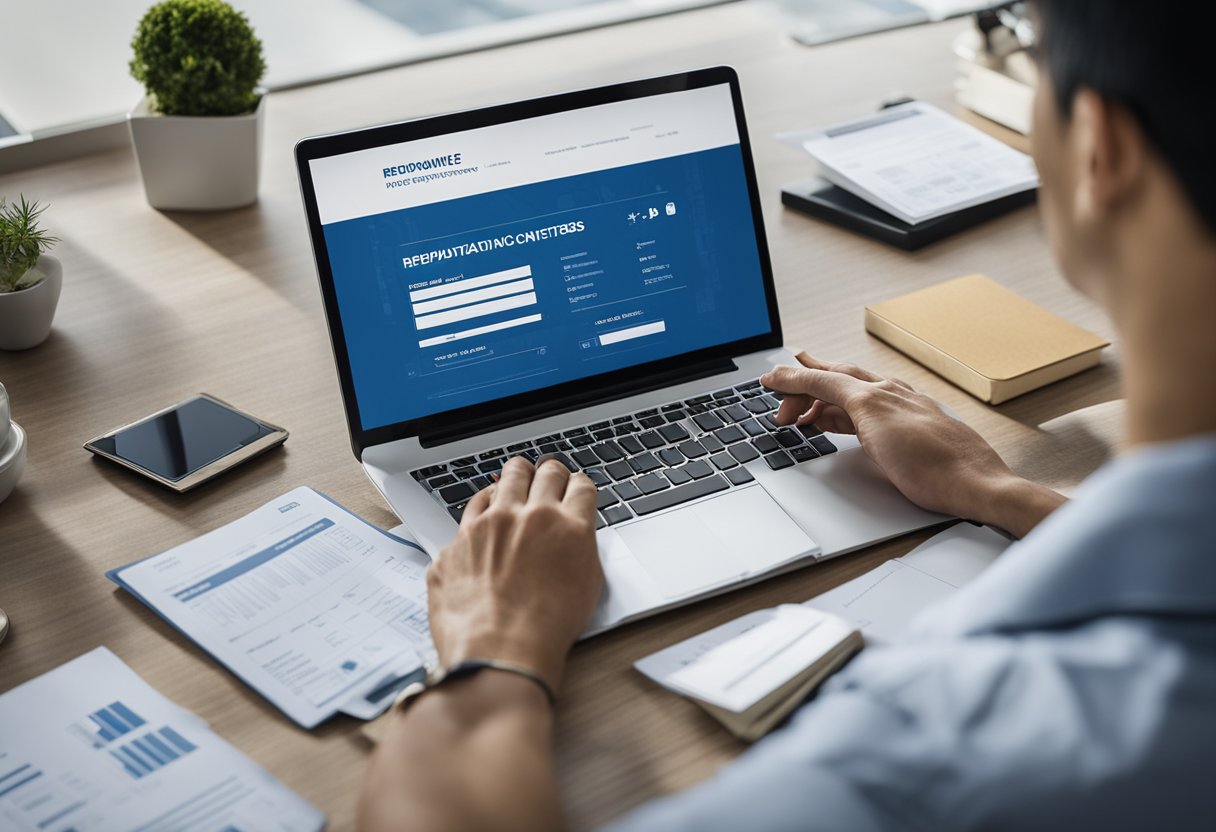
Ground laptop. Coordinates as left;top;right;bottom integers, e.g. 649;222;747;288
295;67;944;634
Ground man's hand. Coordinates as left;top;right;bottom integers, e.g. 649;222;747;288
427;456;603;692
760;353;1065;538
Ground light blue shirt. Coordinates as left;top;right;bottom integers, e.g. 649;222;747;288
606;436;1216;831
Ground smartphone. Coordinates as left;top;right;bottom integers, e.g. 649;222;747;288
84;394;288;492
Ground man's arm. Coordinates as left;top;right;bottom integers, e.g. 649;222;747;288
762;352;1067;538
359;457;602;832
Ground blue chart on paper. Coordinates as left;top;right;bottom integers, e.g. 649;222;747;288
74;700;198;779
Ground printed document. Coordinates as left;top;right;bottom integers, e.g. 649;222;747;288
782;101;1038;224
109;487;436;728
0;647;323;832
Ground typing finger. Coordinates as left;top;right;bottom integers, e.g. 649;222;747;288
561;471;598;521
494;456;535;506
795;352;884;383
776;393;814;425
760;365;868;410
529;457;572;504
461;483;495;524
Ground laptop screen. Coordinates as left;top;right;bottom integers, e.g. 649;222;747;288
307;80;774;433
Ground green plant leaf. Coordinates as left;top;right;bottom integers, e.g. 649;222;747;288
0;195;58;293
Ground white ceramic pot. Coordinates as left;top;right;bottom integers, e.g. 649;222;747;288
128;95;264;211
0;420;26;505
0;255;63;350
0;383;9;448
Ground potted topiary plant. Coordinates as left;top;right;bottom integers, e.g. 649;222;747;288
127;0;267;210
0;196;62;351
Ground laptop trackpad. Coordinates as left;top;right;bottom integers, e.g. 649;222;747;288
615;485;817;600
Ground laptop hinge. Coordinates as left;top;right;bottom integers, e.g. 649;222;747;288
417;357;738;448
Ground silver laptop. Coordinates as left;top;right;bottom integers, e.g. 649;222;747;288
296;67;944;634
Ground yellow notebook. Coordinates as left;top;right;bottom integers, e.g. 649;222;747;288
865;274;1109;404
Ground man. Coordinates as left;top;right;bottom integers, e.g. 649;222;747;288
359;1;1216;828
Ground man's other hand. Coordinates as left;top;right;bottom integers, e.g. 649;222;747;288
761;352;1065;538
427;457;604;693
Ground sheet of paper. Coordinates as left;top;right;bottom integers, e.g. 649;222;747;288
806;522;1009;642
109;487;436;728
0;647;323;832
781;101;1038;224
666;606;854;714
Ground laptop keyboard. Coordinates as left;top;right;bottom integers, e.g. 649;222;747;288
410;378;838;528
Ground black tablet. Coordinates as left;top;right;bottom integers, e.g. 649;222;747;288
84;394;288;492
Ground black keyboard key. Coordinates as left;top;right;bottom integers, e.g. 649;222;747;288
570;434;595;447
752;434;779;454
735;379;762;391
629;452;663;474
439;482;475;504
586;468;611;487
521;448;540;462
593;429;615;442
635;408;659;418
615;423;641;436
535;433;562;445
775;428;804;449
678;440;707;458
638;430;665;450
687;402;709;415
572;449;600;468
448;501;468;522
602;504;633;525
479;449;503;461
592;442;624;462
540;441;573;454
710;452;738;470
471;475;492;491
700;435;725;454
797;424;824;439
741;418;766;437
634;473;669;495
740;388;764;399
618;435;645;456
606;461;634;481
639;415;666;429
684;394;712;406
729;443;760;463
478;460;503;474
614;481;643;501
613;415;635;425
722;404;750;422
454;467;477;480
764;451;794;471
791;446;820;464
563;427;588;438
450;457;476;468
506;442;532;453
658;423;690;443
809;436;838;455
665;409;688;422
712;388;734;399
658;447;685;467
681;459;714;479
759;394;780;410
726;467;755;486
597;489;619;510
414;464;446;480
692;412;725;432
744;398;771;414
661;402;684;412
714;425;744;444
717;395;741;406
665;466;692;485
546;452;578;472
427;473;457;489
632;474;729;515
589;420;611;431
760;414;781;431
596;512;606;530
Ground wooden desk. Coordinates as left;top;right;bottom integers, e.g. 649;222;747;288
0;5;1121;829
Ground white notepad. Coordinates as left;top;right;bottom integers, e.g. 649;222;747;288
783;101;1038;224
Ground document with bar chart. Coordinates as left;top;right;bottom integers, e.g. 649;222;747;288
0;647;323;832
310;83;772;430
108;487;437;728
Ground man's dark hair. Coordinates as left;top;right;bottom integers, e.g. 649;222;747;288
1035;0;1216;234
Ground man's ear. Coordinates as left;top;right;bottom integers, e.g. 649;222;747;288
1069;87;1147;226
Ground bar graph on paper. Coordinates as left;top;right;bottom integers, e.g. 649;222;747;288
69;700;197;780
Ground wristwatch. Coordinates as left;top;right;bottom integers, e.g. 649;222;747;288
392;658;556;712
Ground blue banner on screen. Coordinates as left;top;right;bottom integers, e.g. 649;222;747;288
310;84;772;430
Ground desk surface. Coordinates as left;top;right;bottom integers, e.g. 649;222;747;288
0;4;1122;829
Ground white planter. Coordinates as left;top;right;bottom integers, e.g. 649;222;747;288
0;255;63;350
128;95;263;211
